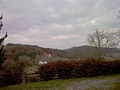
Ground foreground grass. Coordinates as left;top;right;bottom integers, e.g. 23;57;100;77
110;78;120;90
1;74;120;90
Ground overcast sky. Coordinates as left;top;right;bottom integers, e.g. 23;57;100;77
0;0;120;49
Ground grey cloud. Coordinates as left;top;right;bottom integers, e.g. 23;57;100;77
0;0;120;49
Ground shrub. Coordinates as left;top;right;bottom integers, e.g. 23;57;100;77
37;58;120;81
38;63;55;80
79;58;103;77
2;60;30;85
112;60;120;74
55;61;74;79
75;58;120;77
23;75;39;83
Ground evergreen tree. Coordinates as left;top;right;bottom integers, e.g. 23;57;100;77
0;15;7;68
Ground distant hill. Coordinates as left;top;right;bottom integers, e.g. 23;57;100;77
64;45;95;58
64;45;120;59
5;43;120;64
5;43;69;63
6;43;67;57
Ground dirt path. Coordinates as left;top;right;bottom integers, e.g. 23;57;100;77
66;78;118;90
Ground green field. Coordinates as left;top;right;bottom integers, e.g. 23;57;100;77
1;74;120;90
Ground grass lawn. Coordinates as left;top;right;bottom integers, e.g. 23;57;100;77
1;74;120;90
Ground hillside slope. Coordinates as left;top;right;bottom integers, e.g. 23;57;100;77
65;45;120;59
5;43;120;63
5;43;68;63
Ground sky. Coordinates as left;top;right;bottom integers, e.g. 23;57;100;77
0;0;120;49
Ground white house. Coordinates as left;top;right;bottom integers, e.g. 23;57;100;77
39;61;47;64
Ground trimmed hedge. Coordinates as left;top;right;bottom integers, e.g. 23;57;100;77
54;61;75;79
38;62;56;80
37;58;120;80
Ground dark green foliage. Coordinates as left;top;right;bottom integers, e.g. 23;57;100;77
37;58;120;81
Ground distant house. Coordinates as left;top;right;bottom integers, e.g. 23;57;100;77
39;61;47;64
43;52;52;57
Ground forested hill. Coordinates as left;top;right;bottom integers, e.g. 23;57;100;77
5;43;120;63
65;45;120;59
5;43;68;63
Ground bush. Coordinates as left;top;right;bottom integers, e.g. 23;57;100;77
75;58;103;77
38;63;56;80
37;59;120;81
2;60;30;85
23;75;39;83
110;60;120;74
55;61;74;79
0;72;4;87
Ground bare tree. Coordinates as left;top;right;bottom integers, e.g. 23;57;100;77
87;29;120;59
